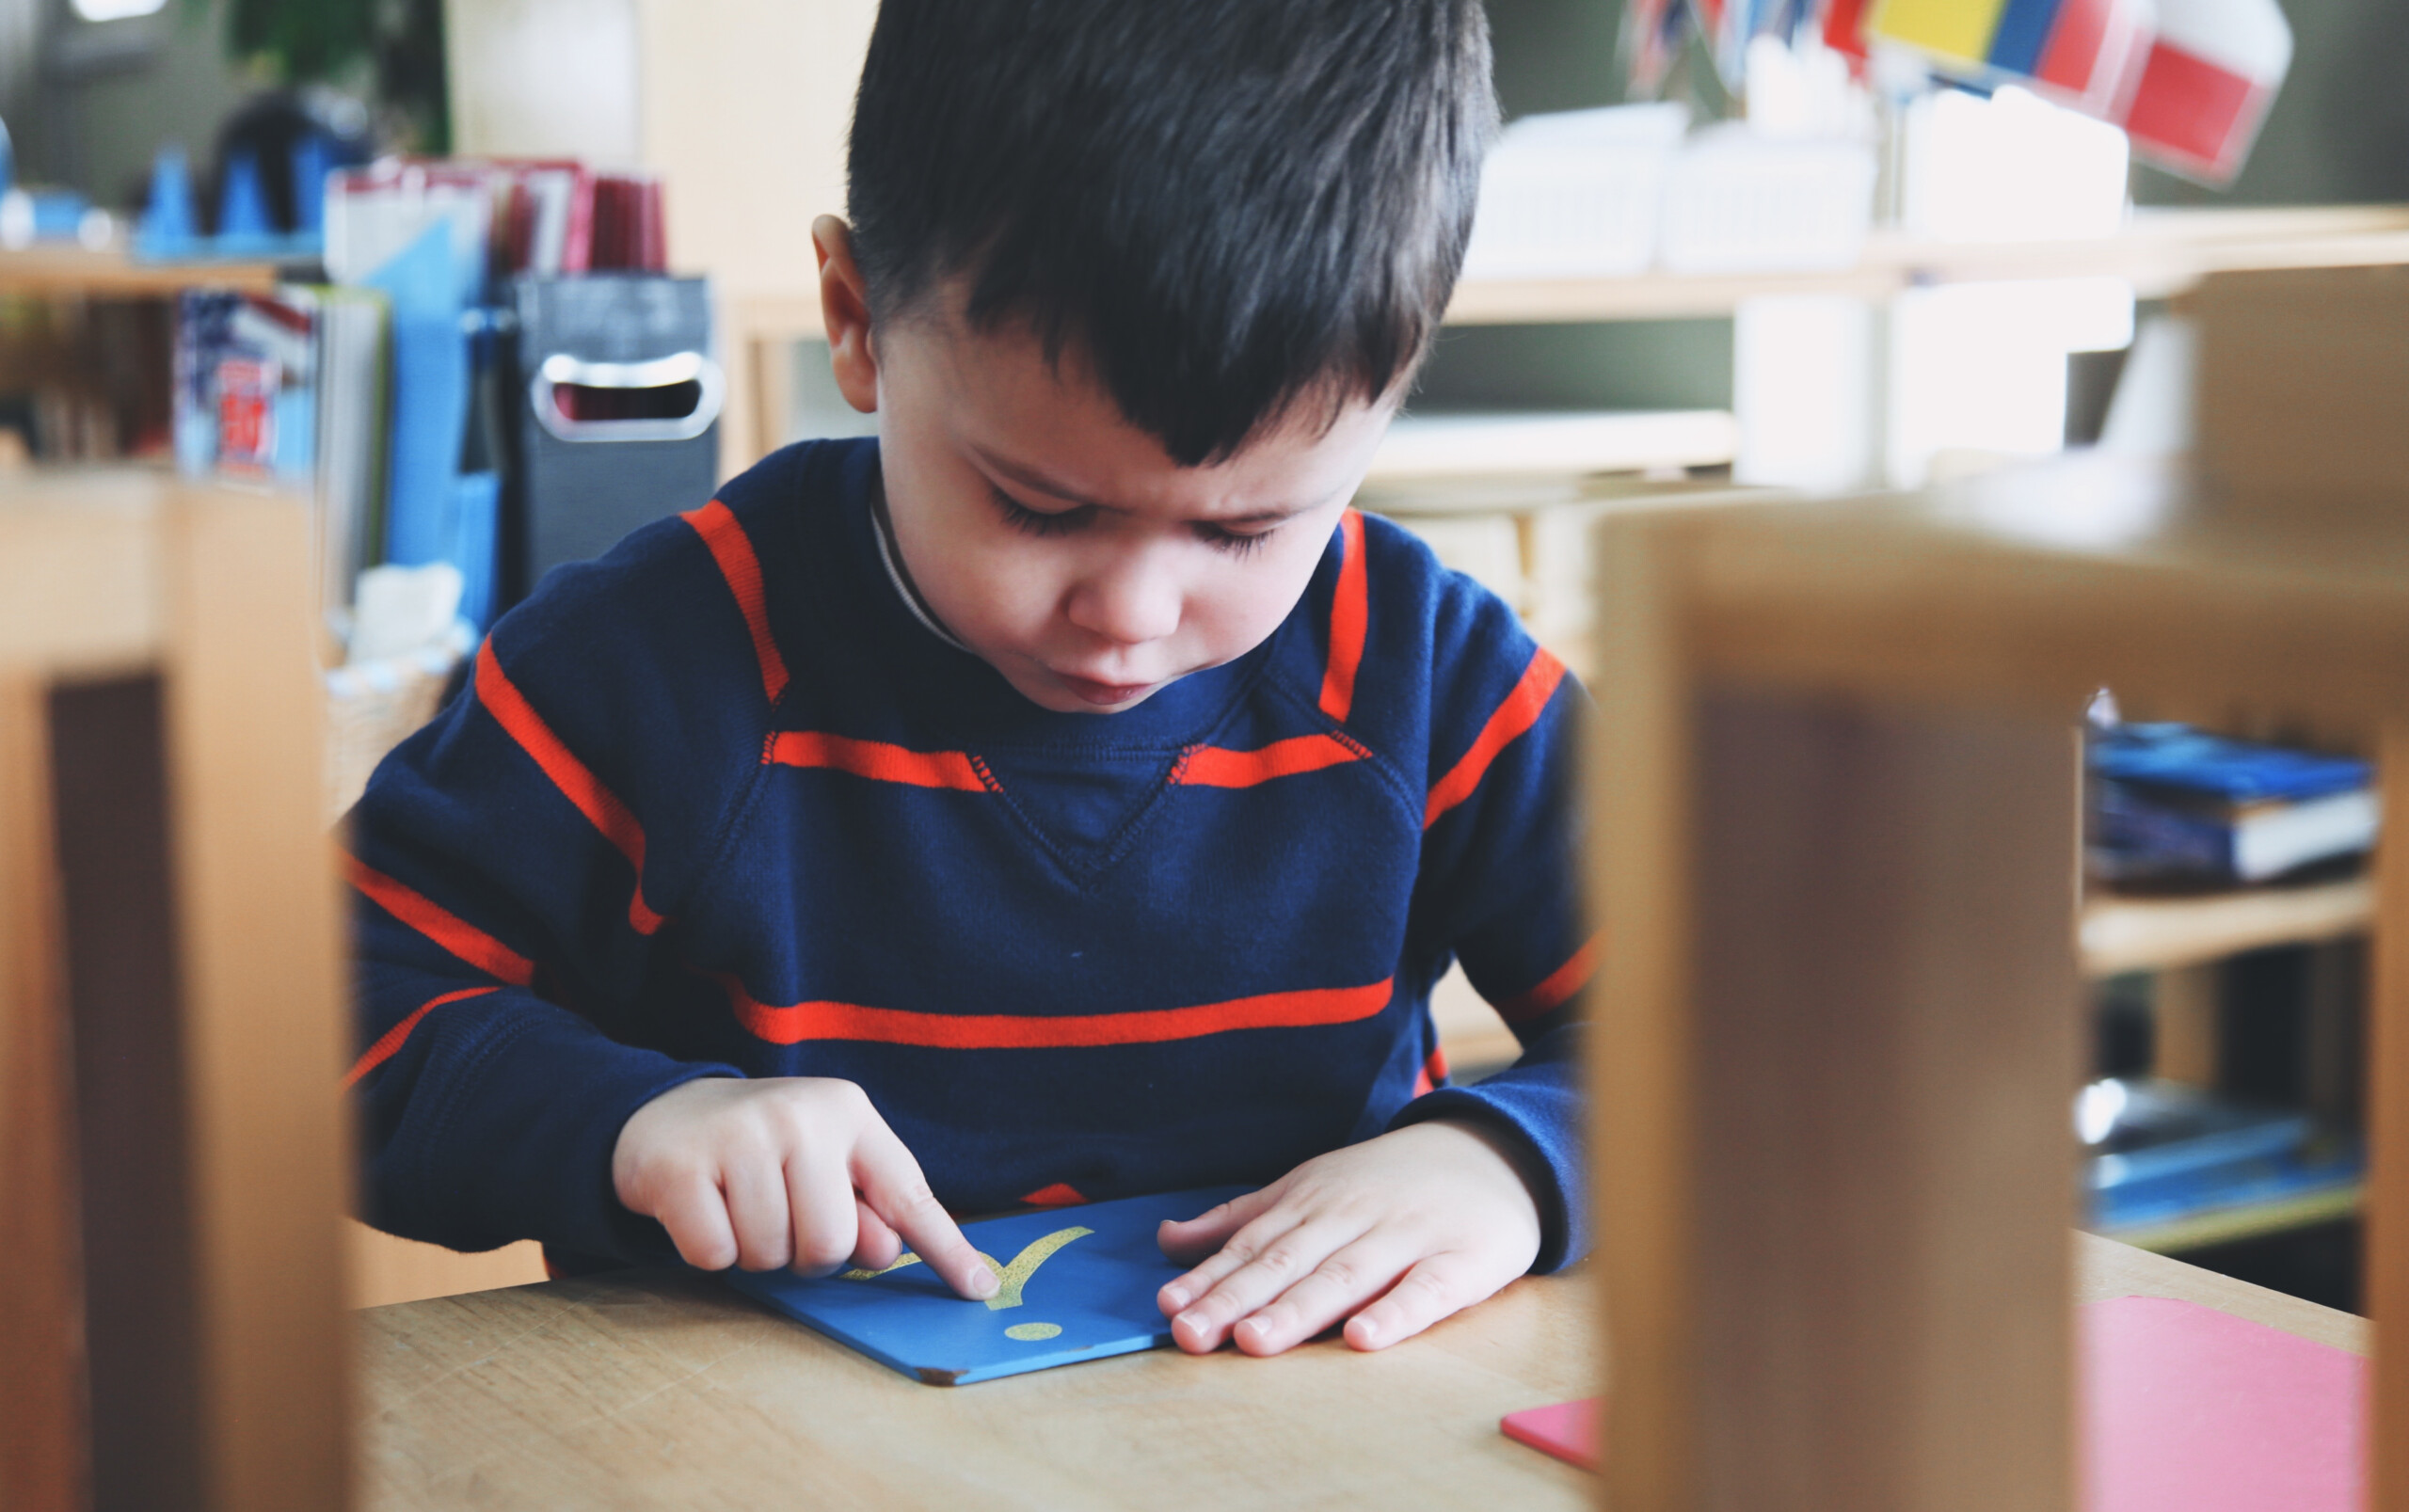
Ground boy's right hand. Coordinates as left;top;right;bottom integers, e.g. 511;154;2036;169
612;1075;998;1299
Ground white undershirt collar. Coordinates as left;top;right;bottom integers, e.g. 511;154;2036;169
869;487;974;655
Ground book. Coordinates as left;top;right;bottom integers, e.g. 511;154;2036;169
722;1186;1248;1386
177;285;393;639
2088;723;2377;883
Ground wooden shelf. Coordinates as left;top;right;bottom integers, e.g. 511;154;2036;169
2098;1181;2364;1254
1445;205;2409;325
727;206;2409;349
0;244;283;297
2080;876;2373;979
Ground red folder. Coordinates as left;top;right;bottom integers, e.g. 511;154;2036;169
1501;1294;2364;1506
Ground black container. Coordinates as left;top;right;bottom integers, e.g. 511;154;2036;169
503;274;722;606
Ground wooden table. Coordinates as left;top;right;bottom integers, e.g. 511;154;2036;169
355;1233;2358;1510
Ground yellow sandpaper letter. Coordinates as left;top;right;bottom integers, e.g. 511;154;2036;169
839;1224;1096;1312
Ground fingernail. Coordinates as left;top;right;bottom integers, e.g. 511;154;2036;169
1237;1317;1268;1346
1162;1283;1190;1310
971;1265;998;1297
1354;1316;1381;1345
1176;1309;1204;1334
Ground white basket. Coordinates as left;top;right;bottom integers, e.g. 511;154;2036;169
324;619;475;823
1460;104;1688;280
1656;128;1877;276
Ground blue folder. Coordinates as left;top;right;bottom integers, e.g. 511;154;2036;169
723;1186;1249;1385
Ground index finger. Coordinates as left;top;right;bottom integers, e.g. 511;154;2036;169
850;1121;997;1301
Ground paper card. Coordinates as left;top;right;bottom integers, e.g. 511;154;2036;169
2083;1294;2364;1512
1501;1397;1601;1471
723;1186;1250;1385
1503;1296;2364;1496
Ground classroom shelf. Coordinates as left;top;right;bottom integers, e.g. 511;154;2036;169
1444;205;2409;325
2098;1181;2364;1255
726;207;2409;349
2079;876;2374;979
0;244;283;297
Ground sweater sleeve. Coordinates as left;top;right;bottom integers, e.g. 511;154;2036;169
345;505;781;1260
1389;577;1592;1274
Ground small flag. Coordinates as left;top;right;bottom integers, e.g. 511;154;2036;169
1623;0;1693;94
2118;0;2290;183
2026;0;2155;119
1865;0;2151;120
1867;0;2012;73
1823;0;1876;61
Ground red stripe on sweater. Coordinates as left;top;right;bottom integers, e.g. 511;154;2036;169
1318;509;1367;723
716;975;1394;1048
1177;733;1367;788
766;731;995;791
346;855;536;986
1020;1183;1089;1207
681;500;791;706
1424;647;1567;830
343;986;500;1090
1497;931;1602;1023
474;642;664;933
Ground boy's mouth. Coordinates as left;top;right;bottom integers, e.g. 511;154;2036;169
1056;672;1156;707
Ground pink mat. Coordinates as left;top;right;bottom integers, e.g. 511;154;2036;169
1500;1294;2365;1506
2083;1295;2364;1512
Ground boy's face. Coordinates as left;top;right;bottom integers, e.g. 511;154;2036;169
817;219;1396;715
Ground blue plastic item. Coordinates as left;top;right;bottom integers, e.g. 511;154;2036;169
142;144;199;249
215;151;275;241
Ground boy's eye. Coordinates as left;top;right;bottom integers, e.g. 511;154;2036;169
1194;522;1273;557
993;486;1090;537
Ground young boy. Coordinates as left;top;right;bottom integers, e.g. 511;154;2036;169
349;0;1590;1359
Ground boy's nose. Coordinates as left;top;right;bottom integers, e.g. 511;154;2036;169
1063;556;1181;647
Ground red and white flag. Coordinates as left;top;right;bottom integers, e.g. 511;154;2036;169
2119;0;2291;183
2029;0;2156;121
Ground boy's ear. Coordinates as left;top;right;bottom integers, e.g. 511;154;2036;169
813;215;880;415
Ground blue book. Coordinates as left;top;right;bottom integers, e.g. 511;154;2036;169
2089;724;2376;883
722;1186;1249;1385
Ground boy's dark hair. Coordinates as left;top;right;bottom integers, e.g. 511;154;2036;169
847;0;1496;466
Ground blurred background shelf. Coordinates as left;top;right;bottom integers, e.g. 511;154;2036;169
1444;205;2409;324
0;245;281;297
2081;876;2374;979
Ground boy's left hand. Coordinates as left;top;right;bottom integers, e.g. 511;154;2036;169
1155;1119;1543;1357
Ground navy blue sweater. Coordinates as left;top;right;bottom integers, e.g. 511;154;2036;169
347;438;1592;1271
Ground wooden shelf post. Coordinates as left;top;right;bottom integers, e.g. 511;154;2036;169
0;472;350;1512
1593;521;2081;1512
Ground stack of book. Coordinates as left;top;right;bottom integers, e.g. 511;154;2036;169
2088;723;2378;885
2080;1076;2360;1234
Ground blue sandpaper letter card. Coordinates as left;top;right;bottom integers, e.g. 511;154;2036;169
722;1186;1249;1385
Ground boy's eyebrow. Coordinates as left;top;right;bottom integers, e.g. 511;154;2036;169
974;448;1327;527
